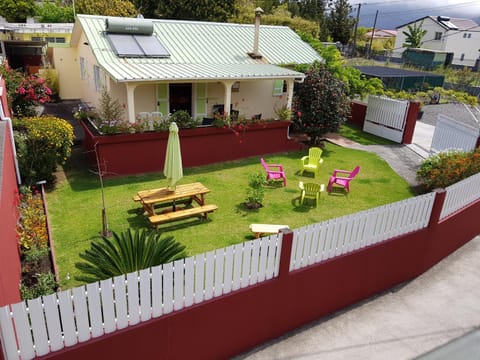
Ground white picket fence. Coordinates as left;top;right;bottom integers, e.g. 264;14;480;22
430;114;480;154
290;193;436;271
0;235;282;360
441;172;480;219
363;96;409;143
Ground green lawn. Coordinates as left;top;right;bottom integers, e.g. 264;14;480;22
47;141;415;288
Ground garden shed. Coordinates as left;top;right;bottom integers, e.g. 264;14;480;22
354;66;445;91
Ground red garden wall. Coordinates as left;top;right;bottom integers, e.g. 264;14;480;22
81;121;303;177
39;192;480;360
0;79;21;307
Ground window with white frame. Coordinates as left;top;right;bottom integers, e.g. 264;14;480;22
434;32;442;40
93;65;102;92
272;80;284;96
79;57;87;80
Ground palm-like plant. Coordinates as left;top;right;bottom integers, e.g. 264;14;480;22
75;228;186;283
402;22;427;48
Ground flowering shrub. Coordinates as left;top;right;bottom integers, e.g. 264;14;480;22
292;62;350;145
0;63;52;117
417;149;480;190
13;116;74;186
17;187;48;251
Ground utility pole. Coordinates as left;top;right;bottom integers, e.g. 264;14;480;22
368;10;379;59
351;3;361;57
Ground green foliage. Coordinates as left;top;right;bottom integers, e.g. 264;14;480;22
324;0;355;44
293;62;351;144
245;172;266;207
402;21;427;48
385;87;478;107
40;68;60;101
437;67;480;91
157;0;235;22
75;229;187;283
13;116;74;186
0;0;36;22
34;0;74;22
417;149;480;191
170;110;196;128
232;2;320;37
75;0;137;17
20;272;56;300
297;32;383;99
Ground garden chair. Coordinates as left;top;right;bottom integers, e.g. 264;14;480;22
299;181;325;206
260;158;286;186
327;165;360;193
300;147;324;177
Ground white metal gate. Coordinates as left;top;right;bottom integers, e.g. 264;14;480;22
431;114;480;154
363;96;409;143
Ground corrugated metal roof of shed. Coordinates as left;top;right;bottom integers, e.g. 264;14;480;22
76;14;322;82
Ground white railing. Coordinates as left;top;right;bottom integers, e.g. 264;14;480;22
363;96;409;143
431;114;480;154
0;235;282;360
441;172;480;219
289;193;436;271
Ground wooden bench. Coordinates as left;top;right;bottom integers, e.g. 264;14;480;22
149;204;218;227
249;223;289;238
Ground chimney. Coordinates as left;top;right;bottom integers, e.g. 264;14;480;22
249;7;264;59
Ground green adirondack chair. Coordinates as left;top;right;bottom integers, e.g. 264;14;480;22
300;147;324;177
299;181;325;206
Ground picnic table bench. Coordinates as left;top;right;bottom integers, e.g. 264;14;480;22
249;223;289;238
134;182;218;227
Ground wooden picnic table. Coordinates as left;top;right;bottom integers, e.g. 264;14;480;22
134;182;217;227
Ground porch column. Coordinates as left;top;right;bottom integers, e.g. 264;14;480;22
286;79;294;110
221;80;235;115
125;83;138;123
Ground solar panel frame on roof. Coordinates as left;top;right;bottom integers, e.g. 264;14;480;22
106;33;170;58
107;34;144;57
134;35;170;57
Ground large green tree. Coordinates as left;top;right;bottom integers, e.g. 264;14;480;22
157;0;235;22
402;21;427;48
0;0;36;22
75;0;137;17
324;0;355;44
35;0;74;23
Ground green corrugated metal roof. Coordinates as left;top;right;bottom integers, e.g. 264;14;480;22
75;14;322;82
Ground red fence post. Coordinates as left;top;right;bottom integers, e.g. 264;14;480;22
428;188;447;227
402;101;421;144
279;229;293;278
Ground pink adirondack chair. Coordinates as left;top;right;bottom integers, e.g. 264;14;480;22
261;158;286;186
327;165;360;193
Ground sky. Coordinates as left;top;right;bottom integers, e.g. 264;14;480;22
354;0;480;29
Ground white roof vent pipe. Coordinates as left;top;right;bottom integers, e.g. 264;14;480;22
249;7;264;59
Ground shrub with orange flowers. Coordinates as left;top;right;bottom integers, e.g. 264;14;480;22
417;148;480;191
17;187;48;251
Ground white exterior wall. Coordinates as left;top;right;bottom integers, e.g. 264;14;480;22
444;31;480;67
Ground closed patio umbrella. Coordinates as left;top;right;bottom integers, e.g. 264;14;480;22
163;122;183;191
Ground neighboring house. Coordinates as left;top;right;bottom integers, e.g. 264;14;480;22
393;16;480;67
53;14;322;122
0;22;73;73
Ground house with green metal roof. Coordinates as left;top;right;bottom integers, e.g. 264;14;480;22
54;13;322;123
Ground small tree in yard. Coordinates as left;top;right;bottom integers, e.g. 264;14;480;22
293;62;350;145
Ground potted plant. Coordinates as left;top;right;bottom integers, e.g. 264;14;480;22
244;172;266;209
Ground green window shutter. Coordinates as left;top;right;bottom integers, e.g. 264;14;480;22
273;80;284;96
195;83;207;118
156;83;169;115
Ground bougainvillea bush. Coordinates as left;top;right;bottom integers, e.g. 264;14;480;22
13;116;74;187
0;63;52;117
417;149;480;190
292;62;350;145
